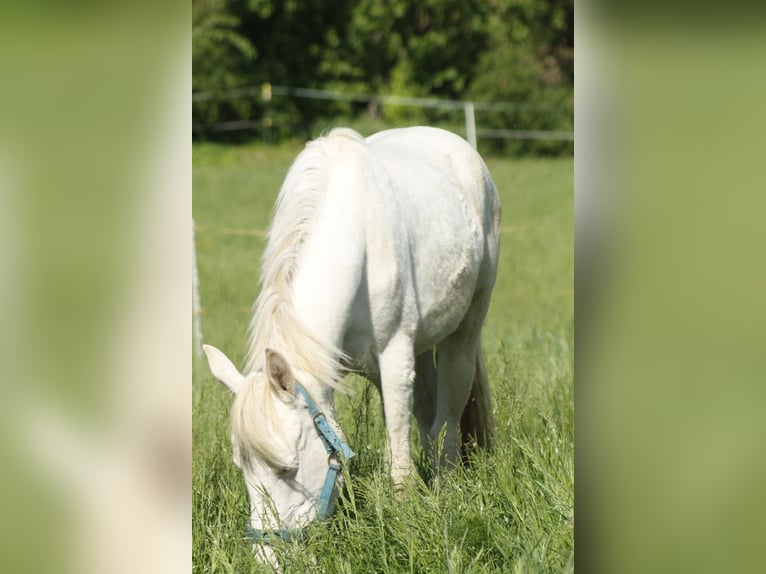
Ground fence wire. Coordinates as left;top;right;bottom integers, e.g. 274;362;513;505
193;84;573;144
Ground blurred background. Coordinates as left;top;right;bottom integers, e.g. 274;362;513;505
0;1;764;572
192;0;573;155
192;3;574;572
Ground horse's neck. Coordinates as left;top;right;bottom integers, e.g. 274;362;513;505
290;184;366;362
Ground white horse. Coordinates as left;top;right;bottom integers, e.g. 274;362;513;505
203;126;501;551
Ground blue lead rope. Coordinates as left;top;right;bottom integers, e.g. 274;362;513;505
246;382;355;545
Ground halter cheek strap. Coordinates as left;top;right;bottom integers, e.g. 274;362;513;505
246;382;355;544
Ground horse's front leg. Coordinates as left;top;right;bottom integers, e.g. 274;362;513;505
379;335;416;490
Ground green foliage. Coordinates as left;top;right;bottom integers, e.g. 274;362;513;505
193;0;257;135
337;0;491;97
469;43;573;156
192;144;573;572
192;0;576;152
468;0;574;155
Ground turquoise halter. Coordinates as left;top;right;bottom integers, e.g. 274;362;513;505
246;381;355;545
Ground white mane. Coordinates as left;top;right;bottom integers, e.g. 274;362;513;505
231;128;362;469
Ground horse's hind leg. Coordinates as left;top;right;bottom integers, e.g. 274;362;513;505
429;287;492;469
414;349;437;460
429;334;477;469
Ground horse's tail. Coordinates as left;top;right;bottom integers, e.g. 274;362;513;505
460;344;493;457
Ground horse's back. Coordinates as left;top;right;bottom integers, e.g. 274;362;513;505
366;127;498;230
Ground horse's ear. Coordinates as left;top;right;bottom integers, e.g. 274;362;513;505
265;348;295;395
203;344;244;393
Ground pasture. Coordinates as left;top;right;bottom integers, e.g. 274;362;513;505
192;138;573;573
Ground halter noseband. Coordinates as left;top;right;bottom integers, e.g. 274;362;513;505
246;381;355;545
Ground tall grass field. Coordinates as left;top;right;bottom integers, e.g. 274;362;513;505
193;139;573;573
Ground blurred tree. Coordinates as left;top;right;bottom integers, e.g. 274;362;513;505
468;0;573;154
191;0;574;154
192;0;256;136
340;0;491;96
338;0;491;124
228;0;358;137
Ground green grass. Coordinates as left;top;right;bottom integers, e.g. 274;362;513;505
193;140;573;573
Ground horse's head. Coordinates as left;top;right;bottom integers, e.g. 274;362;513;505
202;344;349;554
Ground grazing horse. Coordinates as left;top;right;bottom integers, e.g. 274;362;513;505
203;126;501;552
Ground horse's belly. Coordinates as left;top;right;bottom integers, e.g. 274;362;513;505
406;190;484;351
412;245;482;353
364;225;482;356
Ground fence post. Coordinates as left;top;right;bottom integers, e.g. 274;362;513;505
464;101;477;149
192;218;203;358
